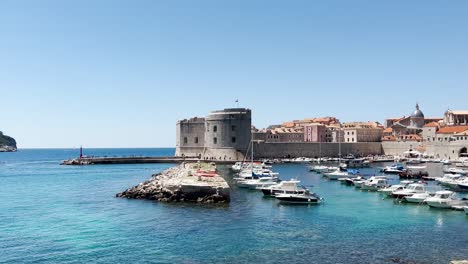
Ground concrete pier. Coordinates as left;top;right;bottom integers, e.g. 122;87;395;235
61;156;239;165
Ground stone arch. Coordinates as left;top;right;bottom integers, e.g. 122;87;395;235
459;147;468;157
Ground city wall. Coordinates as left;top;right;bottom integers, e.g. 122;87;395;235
381;141;468;160
253;142;382;158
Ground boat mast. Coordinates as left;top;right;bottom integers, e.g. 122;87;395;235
338;129;342;164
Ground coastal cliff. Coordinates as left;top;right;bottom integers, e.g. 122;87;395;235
0;132;17;152
116;162;230;203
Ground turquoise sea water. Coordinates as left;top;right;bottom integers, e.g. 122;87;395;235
0;149;467;264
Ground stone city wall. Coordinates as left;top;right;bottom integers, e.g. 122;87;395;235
253;142;383;158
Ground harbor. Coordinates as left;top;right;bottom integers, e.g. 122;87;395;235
1;148;467;263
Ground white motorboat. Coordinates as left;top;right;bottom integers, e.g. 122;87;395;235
378;181;413;196
381;164;406;174
457;178;468;192
237;177;279;189
443;167;468;175
436;174;464;189
391;183;427;199
425;191;465;209
323;169;349;180
311;165;339;174
342;176;365;185
275;192;322;204
404;192;432;204
259;179;307;197
361;177;389;191
341;158;371;169
441;159;452;165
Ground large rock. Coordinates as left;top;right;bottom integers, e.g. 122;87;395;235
0;131;17;152
116;163;230;204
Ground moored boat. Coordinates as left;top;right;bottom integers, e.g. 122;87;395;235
275;192;322;204
425;191;465;209
259;179;307;197
404;192;432;204
391;183;427;199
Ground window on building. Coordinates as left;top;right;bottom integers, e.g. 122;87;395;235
195;137;199;144
352;138;355;142
213;137;217;144
232;137;236;143
207;124;210;132
213;126;218;132
232;125;236;131
184;137;188;144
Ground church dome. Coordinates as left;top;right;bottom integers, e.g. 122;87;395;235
411;103;424;118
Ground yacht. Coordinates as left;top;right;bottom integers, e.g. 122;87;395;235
361;177;389;191
259;179;307;197
425;191;465;209
275;191;322;204
391;183;427;199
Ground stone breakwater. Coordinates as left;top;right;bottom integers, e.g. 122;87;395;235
116;163;230;203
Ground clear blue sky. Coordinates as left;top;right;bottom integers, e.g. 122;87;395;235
1;0;467;148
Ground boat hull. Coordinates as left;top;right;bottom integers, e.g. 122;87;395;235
426;201;453;209
276;196;320;204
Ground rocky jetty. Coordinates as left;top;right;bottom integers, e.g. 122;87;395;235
0;131;17;152
116;162;230;203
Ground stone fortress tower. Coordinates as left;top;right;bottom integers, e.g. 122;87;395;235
176;108;252;161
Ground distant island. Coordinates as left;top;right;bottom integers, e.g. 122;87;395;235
0;131;17;152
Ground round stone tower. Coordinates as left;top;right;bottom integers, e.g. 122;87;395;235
410;103;425;128
204;108;252;160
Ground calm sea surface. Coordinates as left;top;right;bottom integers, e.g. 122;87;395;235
0;149;467;264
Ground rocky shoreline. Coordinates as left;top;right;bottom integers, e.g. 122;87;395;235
0;145;17;152
116;162;230;204
0;131;17;152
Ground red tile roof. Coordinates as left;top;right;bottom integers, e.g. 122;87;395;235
437;126;468;134
423;122;439;128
